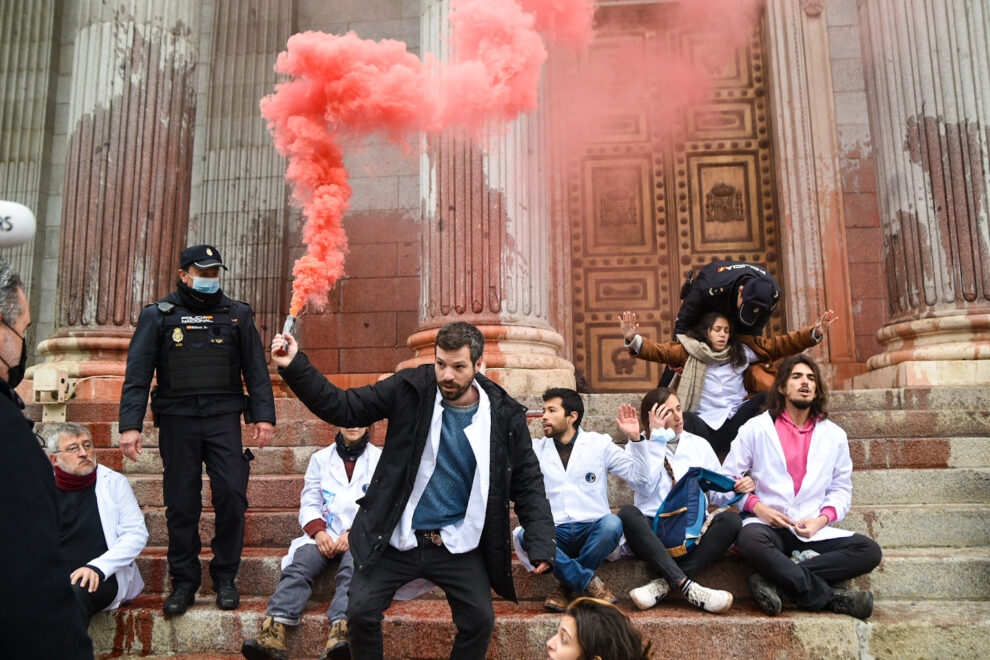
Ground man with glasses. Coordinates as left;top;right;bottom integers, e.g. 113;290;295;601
0;256;94;658
48;423;148;621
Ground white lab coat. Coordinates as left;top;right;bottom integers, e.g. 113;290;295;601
721;411;853;542
625;429;735;518
390;385;491;554
283;442;382;569
91;464;149;611
532;428;641;525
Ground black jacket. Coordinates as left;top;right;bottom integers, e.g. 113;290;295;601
0;380;93;659
119;290;276;430
674;260;780;337
278;351;556;602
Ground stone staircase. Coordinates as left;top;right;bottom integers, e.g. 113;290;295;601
37;386;988;658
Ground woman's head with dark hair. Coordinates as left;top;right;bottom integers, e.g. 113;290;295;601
547;597;652;660
765;354;829;421
637;387;683;437
686;311;747;367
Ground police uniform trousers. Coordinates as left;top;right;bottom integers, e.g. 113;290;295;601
158;411;250;587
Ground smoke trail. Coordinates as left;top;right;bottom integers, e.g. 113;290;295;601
262;0;594;315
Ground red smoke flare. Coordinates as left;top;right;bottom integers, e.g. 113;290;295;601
261;0;594;315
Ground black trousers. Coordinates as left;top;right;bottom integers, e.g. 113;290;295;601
683;391;768;460
158;412;250;587
618;506;741;585
735;524;883;610
71;573;118;620
347;539;495;660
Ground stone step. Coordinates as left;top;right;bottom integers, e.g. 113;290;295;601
133;544;990;603
90;597;990;659
572;409;990;441
97;436;990;477
123;463;990;512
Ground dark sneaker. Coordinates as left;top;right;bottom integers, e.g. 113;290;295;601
242;616;289;660
320;618;350;660
163;583;197;616
748;573;782;616
543;583;571;613
827;588;874;620
215;578;240;610
584;576;618;604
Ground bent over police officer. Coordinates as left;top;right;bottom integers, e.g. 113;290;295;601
118;245;276;616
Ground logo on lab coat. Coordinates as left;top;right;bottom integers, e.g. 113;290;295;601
585;472;597;483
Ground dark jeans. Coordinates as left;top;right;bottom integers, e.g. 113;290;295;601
683;391;768;460
71;573;118;620
735;524;883;610
618;506;741;585
159;412;250;587
267;544;353;624
347;539;495;660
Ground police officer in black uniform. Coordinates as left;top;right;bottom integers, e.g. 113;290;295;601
674;259;782;338
118;245;276;616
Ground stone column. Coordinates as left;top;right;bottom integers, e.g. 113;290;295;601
855;0;990;386
399;0;574;395
36;0;201;378
188;0;293;345
764;0;860;381
0;0;56;298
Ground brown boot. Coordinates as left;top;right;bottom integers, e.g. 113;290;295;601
241;616;288;660
543;583;571;612
585;576;618;603
320;618;350;660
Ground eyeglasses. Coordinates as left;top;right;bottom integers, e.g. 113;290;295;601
56;441;94;455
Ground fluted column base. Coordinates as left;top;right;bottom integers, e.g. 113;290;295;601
853;313;990;387
398;325;575;396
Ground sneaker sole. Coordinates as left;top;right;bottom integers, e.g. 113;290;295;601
748;577;781;617
241;641;288;660
629;590;656;610
321;642;351;660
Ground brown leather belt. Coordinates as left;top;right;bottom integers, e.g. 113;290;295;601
415;529;444;547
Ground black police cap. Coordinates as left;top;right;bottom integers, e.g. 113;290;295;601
180;245;228;270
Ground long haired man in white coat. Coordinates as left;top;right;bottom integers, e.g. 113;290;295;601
47;423;148;622
243;426;381;660
515;388;635;612
722;355;882;619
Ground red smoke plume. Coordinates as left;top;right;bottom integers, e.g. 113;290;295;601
261;0;594;315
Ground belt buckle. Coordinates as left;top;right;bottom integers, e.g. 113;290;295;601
424;530;443;547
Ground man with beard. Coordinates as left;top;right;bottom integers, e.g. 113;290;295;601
514;387;638;611
47;423;148;621
269;321;555;660
0;257;93;658
119;245;276;615
721;355;882;619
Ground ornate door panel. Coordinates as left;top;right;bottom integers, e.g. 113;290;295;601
566;6;785;392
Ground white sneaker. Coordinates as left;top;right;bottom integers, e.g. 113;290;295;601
684;582;733;614
629;579;670;610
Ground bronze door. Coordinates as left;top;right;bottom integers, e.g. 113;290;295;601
566;7;785;392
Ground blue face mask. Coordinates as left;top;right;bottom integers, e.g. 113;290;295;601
191;277;220;294
649;427;676;443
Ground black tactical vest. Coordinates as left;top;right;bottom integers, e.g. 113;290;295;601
156;302;244;398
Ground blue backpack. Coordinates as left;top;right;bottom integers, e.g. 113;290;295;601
652;466;743;557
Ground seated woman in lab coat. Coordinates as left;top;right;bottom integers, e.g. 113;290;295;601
618;309;837;459
721;355;882;619
615;387;753;614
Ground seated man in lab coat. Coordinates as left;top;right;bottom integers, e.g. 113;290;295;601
47;423;148;622
515;387;637;612
243;426;381;660
722;355;882;619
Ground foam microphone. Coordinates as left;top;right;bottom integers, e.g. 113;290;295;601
0;201;36;247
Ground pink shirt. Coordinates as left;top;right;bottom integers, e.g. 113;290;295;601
744;410;836;522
